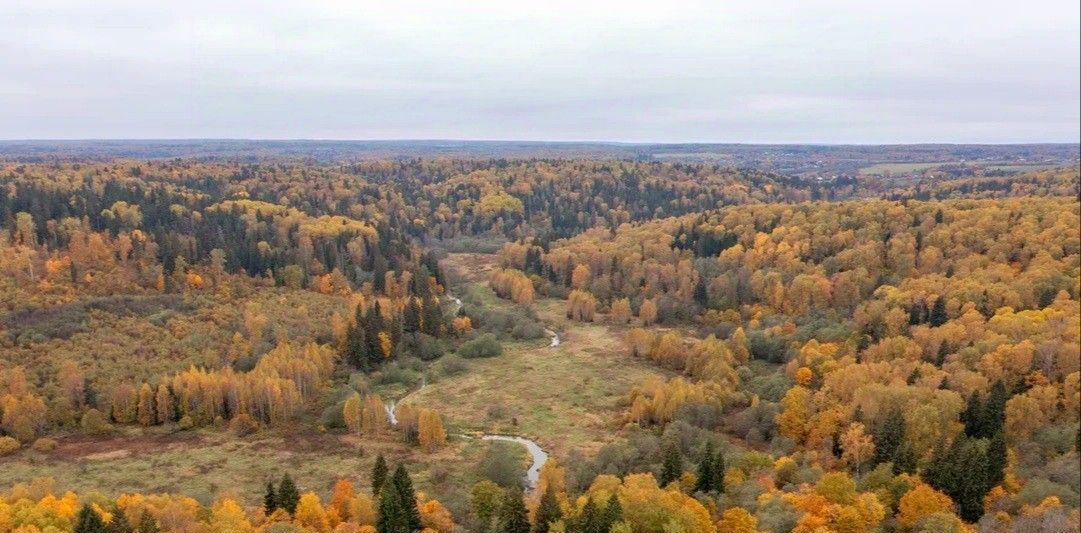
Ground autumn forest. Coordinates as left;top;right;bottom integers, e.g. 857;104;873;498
0;146;1078;533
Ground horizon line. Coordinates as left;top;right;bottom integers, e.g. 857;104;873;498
1;138;1079;147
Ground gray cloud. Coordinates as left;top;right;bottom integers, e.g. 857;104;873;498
1;0;1077;142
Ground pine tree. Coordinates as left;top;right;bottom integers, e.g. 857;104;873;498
694;277;708;307
892;443;918;475
403;298;421;333
345;321;368;370
575;497;600;533
925;435;990;523
935;342;950;366
372;454;389;496
986;430;1008;488
872;407;905;466
601;496;622;531
421;296;443;336
659;443;682;486
693;441;715;494
533;485;562;533
711;450;726;493
498;490;530;533
277;473;300;514
908;300;928;325
391;464;421;532
263;480;278;514
906;367;922;385
929;296;948;326
74;504;107;533
962;392;983;437
105;511;134;533
982;381;1007;438
377;486;407;533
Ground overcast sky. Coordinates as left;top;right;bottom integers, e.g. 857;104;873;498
1;0;1078;143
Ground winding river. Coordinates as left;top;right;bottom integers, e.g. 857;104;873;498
382;291;552;489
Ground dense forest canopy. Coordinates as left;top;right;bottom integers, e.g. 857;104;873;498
0;155;1078;533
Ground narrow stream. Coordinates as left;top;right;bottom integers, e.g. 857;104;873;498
482;435;549;488
381;290;551;489
546;329;560;348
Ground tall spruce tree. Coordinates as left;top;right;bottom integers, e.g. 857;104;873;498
982;381;1008;438
962;392;984;437
263;480;278;514
986;430;1008;488
105;510;134;533
498;490;531;533
533;485;562;533
929;295;948;326
601;496;623;530
575;497;600;533
391;464;422;532
660;443;683;487
377;486;407;533
925;435;990;522
694;441;715;494
872;407;905;466
277;473;300;514
74;504;107;533
892;443;918;475
711;450;726;493
372;454;389;496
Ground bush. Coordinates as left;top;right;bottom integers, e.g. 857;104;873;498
31;437;58;453
80;408;111;434
459;334;502;359
178;415;195;430
1017;478;1081;508
510;321;545;340
478;441;526;489
749;331;790;364
0;436;20;456
439;355;468;376
230;414;259;436
401;333;445;361
321;401;347;430
371;360;423;387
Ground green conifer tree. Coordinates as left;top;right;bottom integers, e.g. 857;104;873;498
373;454;389;496
263;480;277;514
660;443;682;487
391;464;422;532
277;473;300;515
532;485;562;533
693;441;715;493
498;490;531;533
74;504;107;533
377;486;407;533
711;451;726;493
929;295;948;326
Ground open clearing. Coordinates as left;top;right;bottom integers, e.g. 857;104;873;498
0;253;663;509
409;254;667;458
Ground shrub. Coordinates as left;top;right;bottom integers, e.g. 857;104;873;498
510;321;545;340
459;334;502;359
230;414;259;436
0;436;20;456
80;408;111;434
31;437;58;453
401;333;445;361
439;354;468;376
178;415;195;430
478;441;526;489
749;331;790;364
